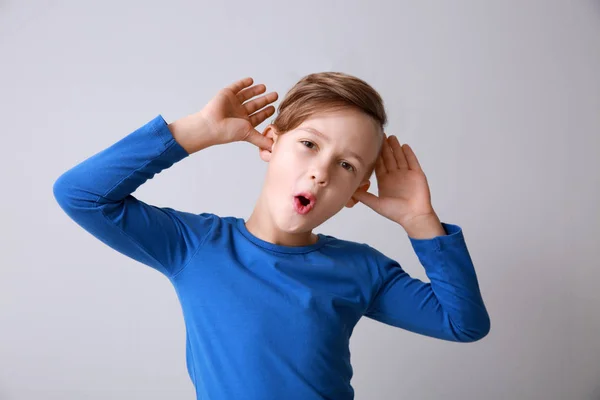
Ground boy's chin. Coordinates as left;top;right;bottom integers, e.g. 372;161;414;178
271;213;315;233
281;213;337;233
275;218;317;234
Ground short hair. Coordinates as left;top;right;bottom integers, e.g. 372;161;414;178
271;72;387;180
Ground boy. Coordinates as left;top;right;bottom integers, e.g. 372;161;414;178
53;72;490;399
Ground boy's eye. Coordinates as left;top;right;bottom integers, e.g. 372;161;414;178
300;140;355;172
301;140;315;149
340;161;355;172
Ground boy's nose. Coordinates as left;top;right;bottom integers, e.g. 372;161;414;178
310;167;330;186
311;175;327;186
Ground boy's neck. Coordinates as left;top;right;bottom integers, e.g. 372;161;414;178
245;206;319;247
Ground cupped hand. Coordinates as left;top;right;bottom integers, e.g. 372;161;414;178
352;134;436;228
200;77;278;150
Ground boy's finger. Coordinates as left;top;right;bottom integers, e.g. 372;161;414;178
388;136;408;169
403;144;423;172
244;92;278;115
226;77;253;93
249;106;275;127
237;84;266;104
352;190;380;211
375;153;386;175
245;129;273;151
381;136;397;171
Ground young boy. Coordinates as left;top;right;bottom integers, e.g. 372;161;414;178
53;72;490;399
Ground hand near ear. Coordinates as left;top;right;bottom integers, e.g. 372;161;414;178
198;77;279;151
351;135;437;229
169;77;279;154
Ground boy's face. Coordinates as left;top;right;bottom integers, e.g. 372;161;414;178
259;108;383;235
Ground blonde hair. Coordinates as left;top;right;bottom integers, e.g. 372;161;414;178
272;71;388;178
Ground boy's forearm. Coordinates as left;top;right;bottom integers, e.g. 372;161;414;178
54;115;189;208
53;114;208;278
168;111;217;155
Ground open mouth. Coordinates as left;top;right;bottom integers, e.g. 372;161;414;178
293;192;316;215
298;196;310;206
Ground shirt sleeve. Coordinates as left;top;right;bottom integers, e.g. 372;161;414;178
52;114;217;278
363;223;491;342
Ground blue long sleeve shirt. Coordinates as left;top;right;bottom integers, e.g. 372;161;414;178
53;115;490;400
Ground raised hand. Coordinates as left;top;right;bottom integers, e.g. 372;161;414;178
169;77;278;154
353;134;437;230
200;77;279;149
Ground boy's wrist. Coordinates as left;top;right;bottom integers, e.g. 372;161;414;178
168;111;217;155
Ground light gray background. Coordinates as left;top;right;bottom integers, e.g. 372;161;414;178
1;0;599;399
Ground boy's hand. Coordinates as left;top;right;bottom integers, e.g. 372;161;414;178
353;135;444;237
169;77;278;154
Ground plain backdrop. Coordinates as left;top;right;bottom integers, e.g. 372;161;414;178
1;1;599;399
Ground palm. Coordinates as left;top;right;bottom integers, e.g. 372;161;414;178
204;90;251;140
200;77;279;148
355;135;434;227
375;164;432;225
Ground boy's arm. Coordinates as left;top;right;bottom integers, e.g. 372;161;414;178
53;78;276;278
53;115;216;278
363;223;491;342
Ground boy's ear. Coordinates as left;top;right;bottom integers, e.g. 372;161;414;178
259;124;279;162
346;179;371;208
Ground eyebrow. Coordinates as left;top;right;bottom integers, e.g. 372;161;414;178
298;127;365;165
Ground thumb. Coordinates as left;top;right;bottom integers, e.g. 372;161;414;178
352;190;380;211
244;128;273;151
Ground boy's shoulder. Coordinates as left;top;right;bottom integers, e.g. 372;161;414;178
325;235;391;265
